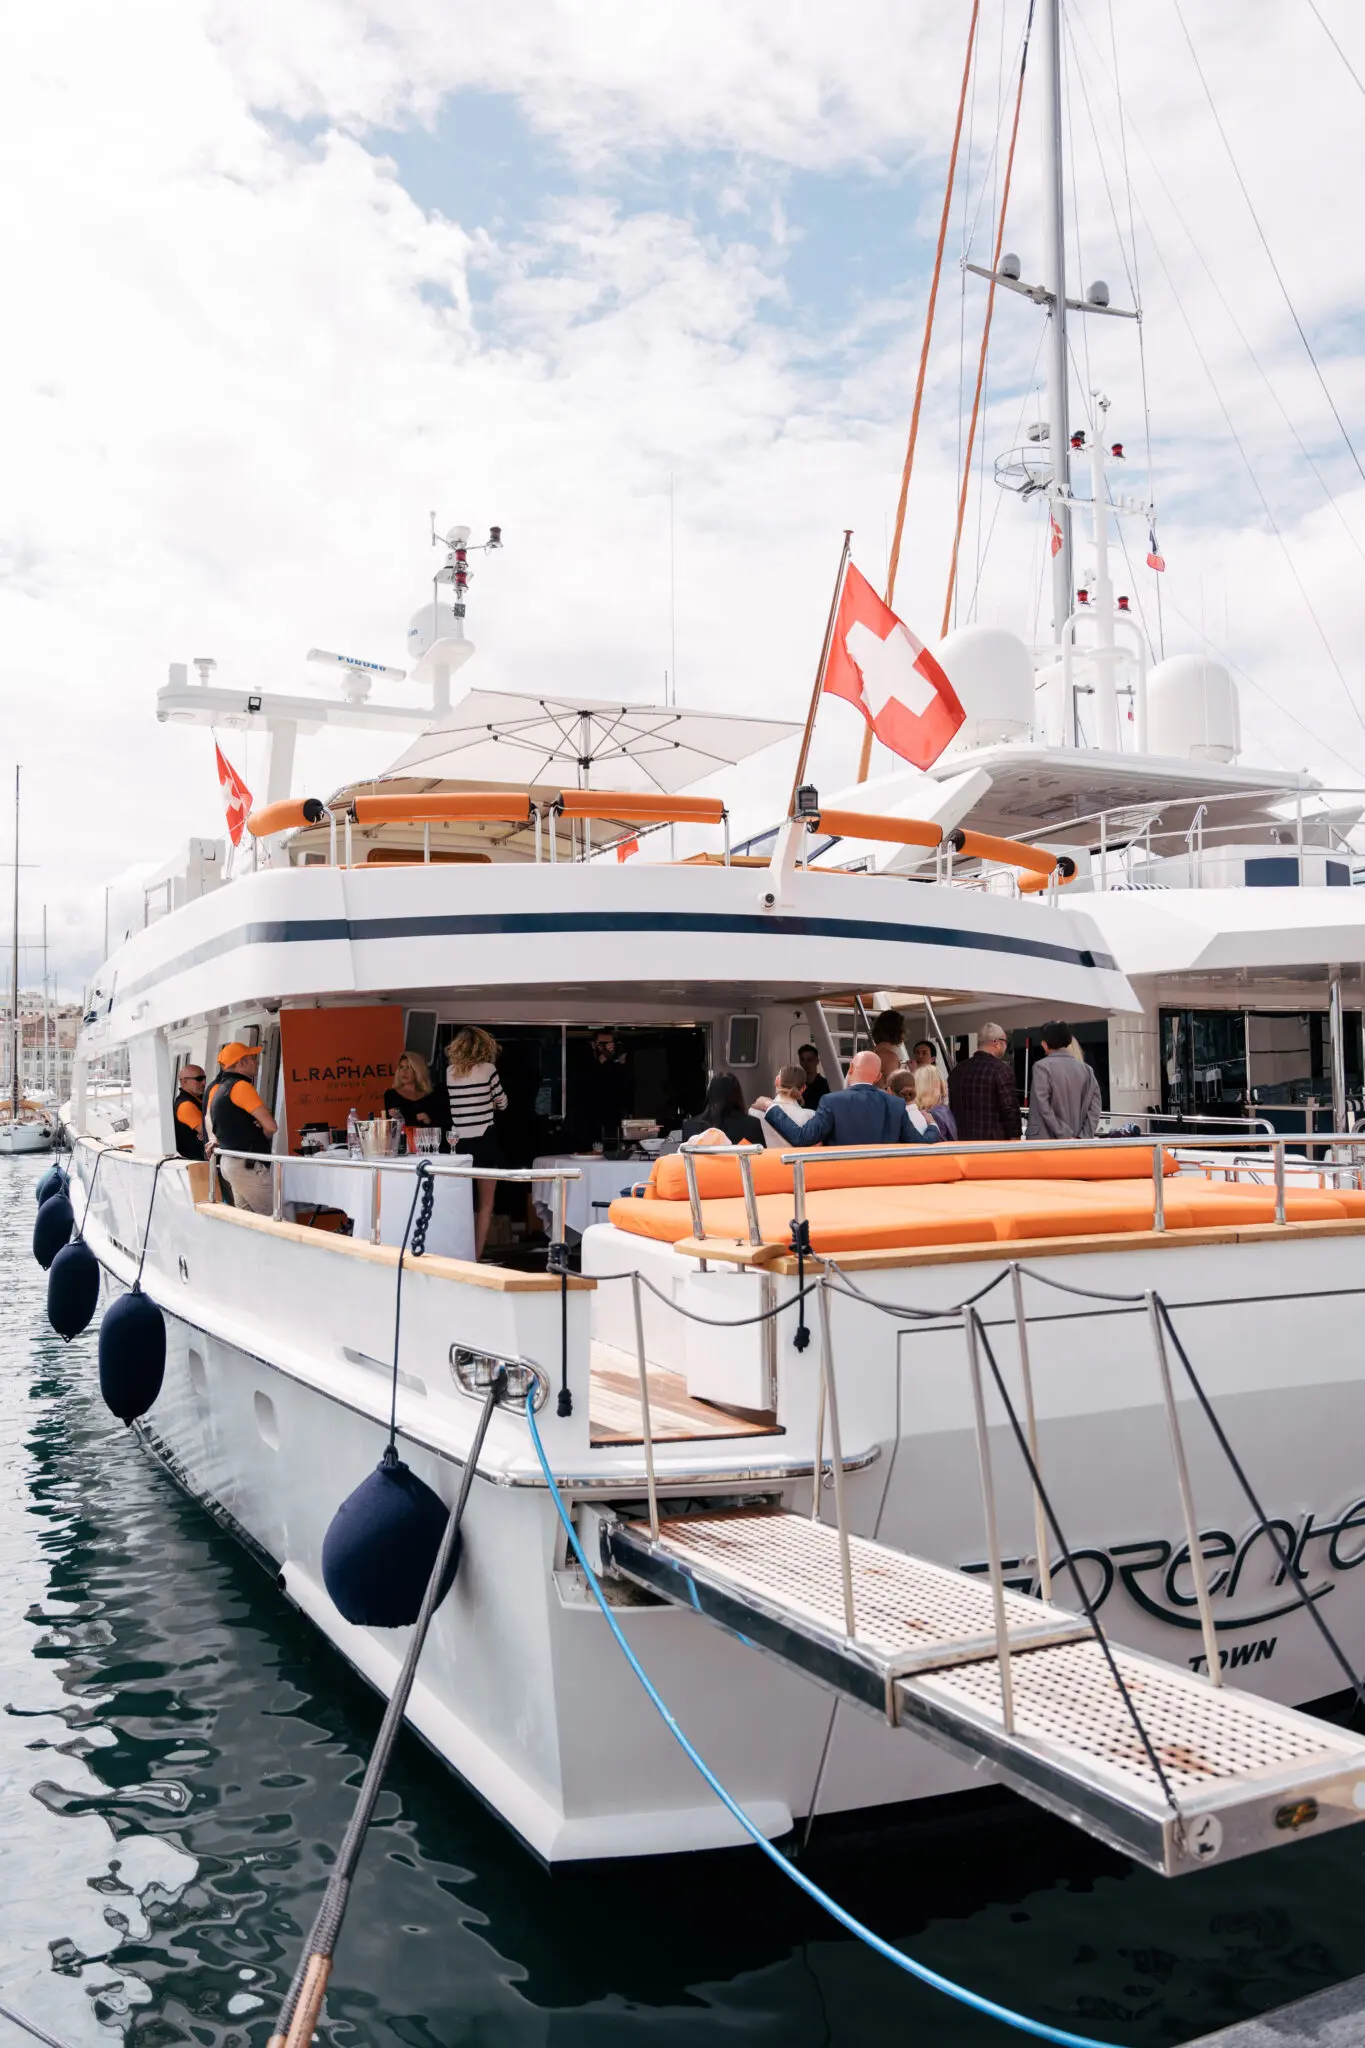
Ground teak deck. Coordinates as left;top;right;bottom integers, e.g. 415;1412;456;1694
588;1343;781;1448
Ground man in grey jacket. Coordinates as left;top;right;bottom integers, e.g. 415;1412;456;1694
1026;1023;1102;1139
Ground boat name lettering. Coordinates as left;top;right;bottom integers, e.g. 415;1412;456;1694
1189;1636;1277;1674
961;1494;1365;1633
288;1059;398;1084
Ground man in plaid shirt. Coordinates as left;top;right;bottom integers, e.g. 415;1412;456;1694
947;1023;1021;1143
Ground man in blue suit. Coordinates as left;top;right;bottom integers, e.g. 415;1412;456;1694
755;1050;941;1147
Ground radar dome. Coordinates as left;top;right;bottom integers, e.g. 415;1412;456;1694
407;602;465;663
931;626;1034;748
1147;655;1240;763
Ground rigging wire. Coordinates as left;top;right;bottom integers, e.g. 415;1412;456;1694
1172;0;1365;489
1128;190;1365;739
1107;0;1164;655
1070;6;1365;573
1307;0;1365;98
962;325;1047;623
943;0;1037;637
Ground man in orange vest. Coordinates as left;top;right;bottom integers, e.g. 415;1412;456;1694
207;1043;278;1212
173;1065;207;1161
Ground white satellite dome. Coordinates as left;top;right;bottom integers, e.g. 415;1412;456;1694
407;601;465;663
931;625;1034;748
1147;654;1241;763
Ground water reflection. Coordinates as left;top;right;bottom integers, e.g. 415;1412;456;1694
3;1155;1364;2046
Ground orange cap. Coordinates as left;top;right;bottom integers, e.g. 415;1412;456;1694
218;1041;261;1067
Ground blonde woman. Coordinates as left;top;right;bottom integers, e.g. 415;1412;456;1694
445;1027;509;1257
384;1050;447;1141
914;1061;958;1142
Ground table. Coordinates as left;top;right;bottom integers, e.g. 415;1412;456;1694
282;1154;475;1262
530;1154;653;1238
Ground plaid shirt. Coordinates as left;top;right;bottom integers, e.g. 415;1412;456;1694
947;1050;1021;1144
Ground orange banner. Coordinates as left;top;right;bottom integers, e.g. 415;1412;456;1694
280;1005;405;1145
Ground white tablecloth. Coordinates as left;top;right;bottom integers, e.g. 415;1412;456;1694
283;1154;475;1262
530;1154;651;1238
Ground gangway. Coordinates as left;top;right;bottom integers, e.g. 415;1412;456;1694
603;1508;1365;1877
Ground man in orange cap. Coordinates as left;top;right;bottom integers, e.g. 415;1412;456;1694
207;1042;278;1212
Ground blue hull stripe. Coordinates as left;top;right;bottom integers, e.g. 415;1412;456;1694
116;908;1117;1005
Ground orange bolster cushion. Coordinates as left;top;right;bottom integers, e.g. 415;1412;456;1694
649;1144;965;1203
956;1145;1179;1181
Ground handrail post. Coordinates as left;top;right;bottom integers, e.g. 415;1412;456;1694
1152;1143;1165;1231
682;1149;705;1242
328;809;338;867
1010;1265;1052;1604
816;1280;856;1639
534;806;542;864
344;814;353;869
1148;1293;1222;1686
964;1308;1014;1734
632;1273;660;1542
371;1163;381;1245
792;1158;808;1240
423;821;431;865
1274;1139;1286;1226
272;1156;283;1222
723;808;730;868
737;1146;762;1246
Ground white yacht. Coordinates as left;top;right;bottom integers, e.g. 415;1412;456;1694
54;2;1365;1884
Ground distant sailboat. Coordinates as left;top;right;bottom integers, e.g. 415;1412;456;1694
0;767;52;1156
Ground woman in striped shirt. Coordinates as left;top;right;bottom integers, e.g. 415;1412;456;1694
445;1027;509;1258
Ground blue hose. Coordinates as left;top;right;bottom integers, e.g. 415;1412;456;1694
527;1405;1120;2048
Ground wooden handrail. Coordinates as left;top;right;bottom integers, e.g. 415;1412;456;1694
813;809;942;849
948;827;1058;879
554;790;726;825
246;798;326;838
350;791;531;826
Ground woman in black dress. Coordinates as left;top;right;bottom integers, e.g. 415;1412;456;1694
680;1072;764;1147
384;1051;448;1146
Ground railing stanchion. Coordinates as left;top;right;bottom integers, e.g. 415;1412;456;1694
1152;1143;1165;1231
816;1280;856;1639
737;1145;762;1247
1274;1140;1287;1226
273;1157;283;1222
964;1307;1014;1734
1010;1264;1051;1604
371;1164;382;1246
1148;1292;1222;1686
632;1273;660;1543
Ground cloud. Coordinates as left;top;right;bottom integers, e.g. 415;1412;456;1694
3;0;1365;995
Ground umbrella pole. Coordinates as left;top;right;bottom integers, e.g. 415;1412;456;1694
787;531;851;817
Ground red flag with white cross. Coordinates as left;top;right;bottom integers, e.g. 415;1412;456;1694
214;741;253;847
821;563;964;769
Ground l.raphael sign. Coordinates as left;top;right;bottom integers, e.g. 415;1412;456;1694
280;1005;404;1144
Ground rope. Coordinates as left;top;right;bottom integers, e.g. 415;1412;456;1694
133;1155;175;1291
269;1370;508;2048
1153;1295;1365;1711
524;1402;1119;2048
1308;0;1365;98
941;0;1035;638
970;1312;1180;1813
859;0;980;783
386;1162;432;1454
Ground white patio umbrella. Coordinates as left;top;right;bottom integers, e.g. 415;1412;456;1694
384;688;800;794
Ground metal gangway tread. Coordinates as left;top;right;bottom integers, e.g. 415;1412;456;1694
603;1509;1365;1877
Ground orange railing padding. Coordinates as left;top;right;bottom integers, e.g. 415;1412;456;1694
555;790;726;825
949;828;1057;878
814;809;942;849
1018;855;1077;896
246;798;325;838
351;791;531;826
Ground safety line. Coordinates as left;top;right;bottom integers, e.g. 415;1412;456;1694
526;1405;1119;2048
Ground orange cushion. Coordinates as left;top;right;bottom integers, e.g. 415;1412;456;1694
649;1144;963;1203
956;1145;1179;1181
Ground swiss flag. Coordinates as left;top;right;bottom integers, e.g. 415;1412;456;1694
822;563;964;769
215;741;253;847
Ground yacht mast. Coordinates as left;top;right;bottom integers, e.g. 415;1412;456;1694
1039;0;1072;639
10;767;19;1123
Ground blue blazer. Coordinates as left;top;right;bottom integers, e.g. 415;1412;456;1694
763;1083;940;1148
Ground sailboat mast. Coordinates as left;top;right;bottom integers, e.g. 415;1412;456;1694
1039;0;1072;641
10;766;19;1123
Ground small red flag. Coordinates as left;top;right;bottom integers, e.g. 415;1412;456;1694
1146;525;1165;573
1049;513;1063;558
616;836;640;863
214;742;253;847
822;563;964;770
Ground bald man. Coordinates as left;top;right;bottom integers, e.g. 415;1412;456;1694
756;1049;940;1147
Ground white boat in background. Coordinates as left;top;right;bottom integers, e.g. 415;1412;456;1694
2;768;53;1158
0;1121;54;1156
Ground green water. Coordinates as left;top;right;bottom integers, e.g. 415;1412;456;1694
3;1153;1364;2047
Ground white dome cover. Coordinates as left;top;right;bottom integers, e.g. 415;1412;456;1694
931;625;1034;747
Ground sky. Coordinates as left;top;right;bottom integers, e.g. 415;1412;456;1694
3;0;1365;994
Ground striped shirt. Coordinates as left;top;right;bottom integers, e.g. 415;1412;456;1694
446;1061;508;1140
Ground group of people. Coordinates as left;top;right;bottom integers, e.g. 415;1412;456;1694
172;1027;512;1256
683;1009;1103;1154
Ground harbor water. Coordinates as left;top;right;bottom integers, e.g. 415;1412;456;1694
4;1154;1365;2048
